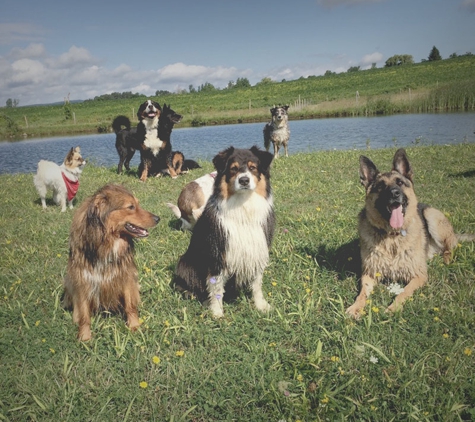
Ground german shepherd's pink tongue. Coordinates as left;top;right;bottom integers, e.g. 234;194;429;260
390;204;404;229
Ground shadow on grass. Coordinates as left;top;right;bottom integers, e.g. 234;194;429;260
298;238;362;280
448;169;475;178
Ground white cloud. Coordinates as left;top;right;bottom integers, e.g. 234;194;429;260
460;0;475;12
317;0;384;8
0;23;47;45
0;45;253;105
8;43;47;60
360;52;383;68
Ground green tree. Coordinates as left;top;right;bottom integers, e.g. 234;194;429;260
347;66;360;72
234;77;251;89
385;54;414;67
6;98;13;108
428;46;442;61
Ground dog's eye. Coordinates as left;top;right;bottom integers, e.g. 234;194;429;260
396;178;404;187
128;204;136;210
249;165;256;171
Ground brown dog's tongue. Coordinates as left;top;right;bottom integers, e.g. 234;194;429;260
390;205;404;229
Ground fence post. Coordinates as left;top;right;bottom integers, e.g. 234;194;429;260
24;115;28;128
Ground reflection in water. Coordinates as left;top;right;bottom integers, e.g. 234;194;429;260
1;112;474;174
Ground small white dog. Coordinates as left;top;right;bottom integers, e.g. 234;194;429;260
34;146;86;212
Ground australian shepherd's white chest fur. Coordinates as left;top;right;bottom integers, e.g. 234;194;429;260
174;146;275;318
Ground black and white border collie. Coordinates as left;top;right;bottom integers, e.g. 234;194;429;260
174;146;275;317
263;105;290;158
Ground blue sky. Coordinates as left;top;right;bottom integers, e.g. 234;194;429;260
1;0;474;106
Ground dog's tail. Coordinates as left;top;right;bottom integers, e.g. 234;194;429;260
166;203;182;219
182;159;201;172
457;233;475;242
112;115;131;133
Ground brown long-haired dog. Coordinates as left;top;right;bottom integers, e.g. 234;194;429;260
63;184;159;341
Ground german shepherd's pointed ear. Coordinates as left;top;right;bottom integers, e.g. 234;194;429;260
359;155;379;188
213;147;235;174
392;148;413;182
250;146;273;174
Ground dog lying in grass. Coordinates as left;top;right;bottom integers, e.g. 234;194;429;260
346;148;475;318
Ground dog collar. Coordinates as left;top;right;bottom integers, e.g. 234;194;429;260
61;172;79;201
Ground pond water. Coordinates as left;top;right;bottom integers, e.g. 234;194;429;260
1;112;474;174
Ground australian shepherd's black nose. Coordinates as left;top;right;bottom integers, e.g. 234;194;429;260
174;146;275;318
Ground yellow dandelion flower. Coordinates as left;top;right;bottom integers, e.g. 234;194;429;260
305;275;310;280
50;348;55;354
375;272;382;278
433;307;439;312
271;282;277;287
164;320;170;327
269;342;276;347
347;257;353;261
297;374;303;382
434;316;440;322
330;356;339;362
268;292;272;297
321;395;329;404
443;333;449;339
316;207;321;212
57;254;61;258
463;348;472;356
139;318;144;324
35;320;40;326
41;338;46;343
338;367;345;375
6;240;11;244
139;381;148;389
176;350;185;357
306;288;311;294
372;306;379;313
152;356;160;364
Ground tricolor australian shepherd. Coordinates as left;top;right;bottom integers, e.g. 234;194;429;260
263;105;290;158
34;146;86;212
174;146;275;317
63;184;159;341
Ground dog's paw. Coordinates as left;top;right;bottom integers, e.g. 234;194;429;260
255;299;272;313
345;304;362;320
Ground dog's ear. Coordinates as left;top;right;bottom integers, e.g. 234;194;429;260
213;147;235;173
65;147;75;165
74;146;81;153
283;105;289;111
250;146;273;173
359;155;379;188
392;148;413;181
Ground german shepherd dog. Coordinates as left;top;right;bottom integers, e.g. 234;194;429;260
263;105;290;158
346;148;474;318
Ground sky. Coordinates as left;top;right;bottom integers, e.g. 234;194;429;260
1;0;474;107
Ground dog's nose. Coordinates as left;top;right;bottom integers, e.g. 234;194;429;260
391;188;401;199
153;215;160;224
239;176;250;187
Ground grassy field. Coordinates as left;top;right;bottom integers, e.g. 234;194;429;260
1;144;475;421
1;55;474;140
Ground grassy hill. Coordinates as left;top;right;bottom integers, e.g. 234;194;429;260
1;56;474;140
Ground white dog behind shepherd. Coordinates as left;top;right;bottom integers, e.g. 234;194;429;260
34;146;86;212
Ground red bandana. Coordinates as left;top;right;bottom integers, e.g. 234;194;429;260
61;172;79;201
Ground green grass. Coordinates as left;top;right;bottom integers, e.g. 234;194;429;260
1;55;475;139
1;144;475;421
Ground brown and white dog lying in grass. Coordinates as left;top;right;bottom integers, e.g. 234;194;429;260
167;171;217;230
63;184;159;341
34;146;86;212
